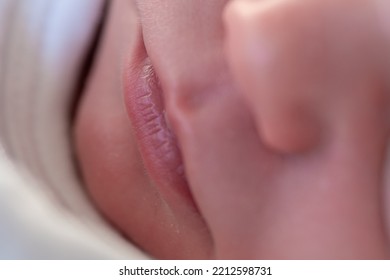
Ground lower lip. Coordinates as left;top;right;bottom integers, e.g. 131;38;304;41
123;56;196;210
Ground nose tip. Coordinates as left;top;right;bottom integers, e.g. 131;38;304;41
223;0;325;155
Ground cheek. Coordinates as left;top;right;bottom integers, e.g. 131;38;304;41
72;76;166;255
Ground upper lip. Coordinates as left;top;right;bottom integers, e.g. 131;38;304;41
123;45;197;211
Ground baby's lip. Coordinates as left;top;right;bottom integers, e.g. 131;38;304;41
123;51;198;213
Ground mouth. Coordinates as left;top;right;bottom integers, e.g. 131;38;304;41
122;43;197;212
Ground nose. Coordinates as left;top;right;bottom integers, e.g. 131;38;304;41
140;0;390;259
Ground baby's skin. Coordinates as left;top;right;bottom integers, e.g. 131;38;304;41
74;0;390;259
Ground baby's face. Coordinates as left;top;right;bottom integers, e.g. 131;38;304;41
73;0;390;259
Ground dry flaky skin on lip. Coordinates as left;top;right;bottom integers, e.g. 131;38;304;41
125;56;192;207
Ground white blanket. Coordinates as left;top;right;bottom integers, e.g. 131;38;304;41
0;0;148;259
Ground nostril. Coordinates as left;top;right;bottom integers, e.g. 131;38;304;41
161;65;231;142
163;80;213;142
